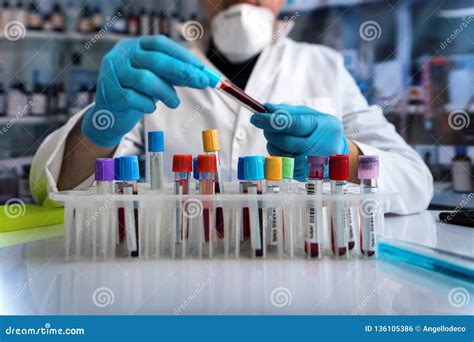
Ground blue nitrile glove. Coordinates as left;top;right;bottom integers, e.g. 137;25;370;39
82;35;210;147
250;103;349;181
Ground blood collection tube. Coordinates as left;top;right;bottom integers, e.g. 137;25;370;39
244;156;265;257
305;156;327;258
148;131;164;190
197;154;217;243
200;66;268;113
193;157;200;193
202;129;224;238
173;154;193;244
358;155;380;257
281;157;294;192
329;155;350;257
265;157;283;250
118;156;140;257
115;158;126;253
95;158;115;195
95;158;115;257
238;157;250;240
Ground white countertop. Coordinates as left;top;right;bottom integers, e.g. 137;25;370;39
1;211;472;315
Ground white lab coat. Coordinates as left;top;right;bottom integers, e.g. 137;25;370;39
30;36;433;215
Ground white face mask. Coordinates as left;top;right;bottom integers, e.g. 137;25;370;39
211;4;275;63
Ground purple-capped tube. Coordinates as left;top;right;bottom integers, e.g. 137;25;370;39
95;158;115;194
358;155;380;257
95;158;115;258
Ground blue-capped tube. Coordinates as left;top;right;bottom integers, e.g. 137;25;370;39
148;131;164;190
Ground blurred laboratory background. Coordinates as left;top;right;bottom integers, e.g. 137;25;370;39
0;0;472;208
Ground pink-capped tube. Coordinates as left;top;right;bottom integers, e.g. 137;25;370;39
305;156;327;258
358;155;380;257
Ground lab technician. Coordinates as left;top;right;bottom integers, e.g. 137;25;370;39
30;0;433;215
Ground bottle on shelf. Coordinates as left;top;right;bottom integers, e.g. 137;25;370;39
92;4;103;32
64;0;76;32
452;146;472;193
139;8;150;35
55;83;68;115
7;82;30;117
15;1;27;26
159;11;168;37
89;83;96;103
42;11;52;31
169;12;180;40
111;6;128;34
127;7;139;36
151;10;160;35
27;0;43;31
70;83;91;113
0;83;6;117
1;1;12;31
30;81;48;116
18;164;32;203
76;4;93;33
50;3;65;32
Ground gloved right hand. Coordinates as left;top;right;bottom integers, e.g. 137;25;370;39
82;35;210;147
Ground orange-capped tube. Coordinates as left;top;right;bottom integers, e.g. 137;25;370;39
264;156;283;253
202;129;221;152
265;157;282;181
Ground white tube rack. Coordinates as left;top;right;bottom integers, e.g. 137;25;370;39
49;182;398;261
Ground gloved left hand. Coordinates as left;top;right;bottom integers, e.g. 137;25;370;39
250;103;348;181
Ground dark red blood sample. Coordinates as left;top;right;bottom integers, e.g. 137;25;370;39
131;207;139;257
360;226;375;256
330;221;346;256
218;80;267;113
203;208;210;241
243;208;250;240
305;242;319;257
255;208;264;257
349;241;355;250
214;181;224;239
118;208;125;243
216;208;224;239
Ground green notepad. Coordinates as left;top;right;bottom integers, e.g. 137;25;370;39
0;204;64;232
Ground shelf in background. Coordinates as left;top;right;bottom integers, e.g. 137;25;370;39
0;31;132;43
0;156;33;171
0;115;69;125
